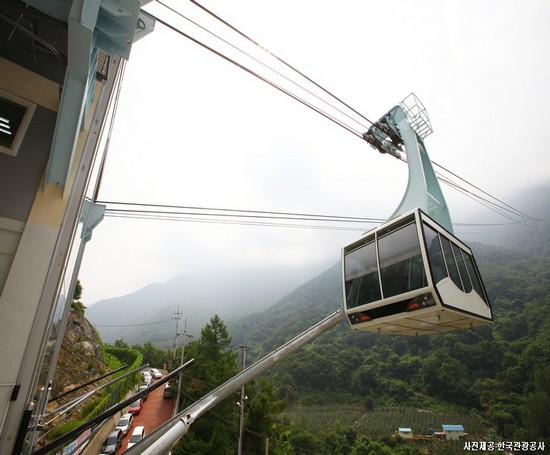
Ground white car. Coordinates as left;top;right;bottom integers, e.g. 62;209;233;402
127;426;146;449
141;370;152;385
149;368;162;379
138;384;150;400
115;412;134;436
163;382;174;399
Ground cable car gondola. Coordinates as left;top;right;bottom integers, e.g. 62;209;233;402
343;94;493;335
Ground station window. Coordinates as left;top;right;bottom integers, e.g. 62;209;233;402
0;90;36;157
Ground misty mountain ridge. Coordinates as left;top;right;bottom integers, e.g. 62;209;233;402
458;184;550;256
86;264;331;346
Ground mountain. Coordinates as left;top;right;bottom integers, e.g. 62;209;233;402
493;185;550;257
86;265;328;346
229;262;344;352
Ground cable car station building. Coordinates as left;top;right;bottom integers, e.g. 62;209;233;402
0;1;153;452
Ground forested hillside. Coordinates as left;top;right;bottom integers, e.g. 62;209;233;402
234;237;550;443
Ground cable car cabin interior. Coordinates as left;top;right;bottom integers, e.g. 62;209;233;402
343;208;492;335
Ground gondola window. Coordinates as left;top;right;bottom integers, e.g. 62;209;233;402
378;222;427;298
344;239;381;308
422;224;448;284
452;243;473;293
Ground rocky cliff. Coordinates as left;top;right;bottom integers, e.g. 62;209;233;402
51;309;106;399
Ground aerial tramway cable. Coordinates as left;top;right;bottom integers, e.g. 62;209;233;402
437;175;531;224
396;156;538;225
149;4;365;138
141;1;533;227
104;212;368;231
98;200;382;222
432;160;538;222
99;201;382;231
188;0;377;127
158;0;370;134
99;201;518;230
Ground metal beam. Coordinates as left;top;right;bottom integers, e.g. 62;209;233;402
124;310;344;455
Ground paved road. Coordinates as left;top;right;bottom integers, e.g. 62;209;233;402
119;375;175;453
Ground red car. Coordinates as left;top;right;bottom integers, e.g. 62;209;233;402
128;398;143;415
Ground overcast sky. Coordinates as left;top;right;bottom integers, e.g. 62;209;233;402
79;0;550;305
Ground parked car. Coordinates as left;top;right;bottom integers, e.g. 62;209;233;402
138;384;149;401
115;412;134;436
163;382;174;399
149;368;162;379
128;398;143;415
127;426;146;449
141;370;152;385
100;429;123;455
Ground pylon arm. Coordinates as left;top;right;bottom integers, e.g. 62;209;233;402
364;94;453;233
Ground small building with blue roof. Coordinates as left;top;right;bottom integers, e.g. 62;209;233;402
442;424;465;440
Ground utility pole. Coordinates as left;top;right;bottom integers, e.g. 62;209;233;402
174;318;191;416
237;334;248;455
172;307;183;361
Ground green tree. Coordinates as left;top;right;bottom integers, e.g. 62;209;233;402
321;424;354;455
421;349;476;407
352;437;393;455
113;339;129;349
71;279;86;314
173;315;239;455
288;429;323;454
73;280;83;300
524;365;550;443
132;341;167;369
243;378;286;454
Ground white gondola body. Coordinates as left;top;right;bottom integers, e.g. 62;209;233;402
342;209;493;335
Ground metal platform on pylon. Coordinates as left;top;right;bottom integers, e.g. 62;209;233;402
400;93;433;139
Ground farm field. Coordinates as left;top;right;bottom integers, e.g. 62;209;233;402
282;404;488;438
